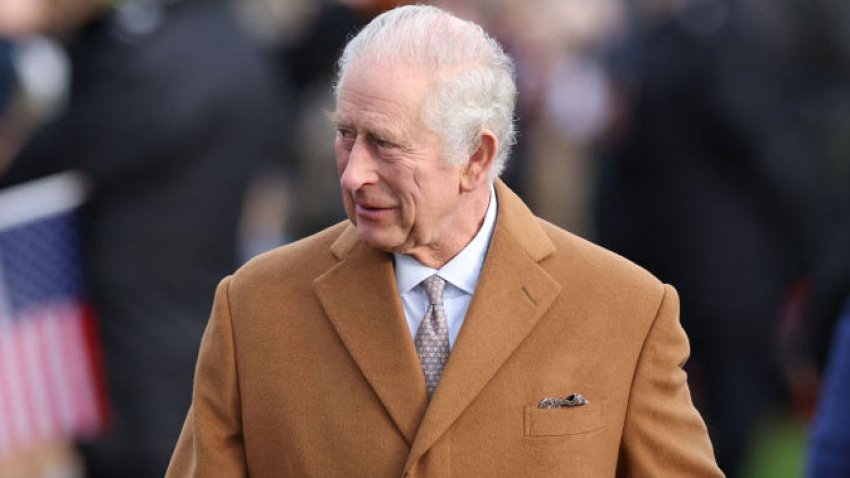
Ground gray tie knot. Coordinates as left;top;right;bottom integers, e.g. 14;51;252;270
421;275;446;306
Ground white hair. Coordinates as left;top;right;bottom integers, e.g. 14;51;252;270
334;5;517;181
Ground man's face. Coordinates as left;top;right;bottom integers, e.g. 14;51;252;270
333;63;471;263
0;0;107;37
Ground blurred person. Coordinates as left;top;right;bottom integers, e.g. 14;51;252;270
0;173;98;478
0;40;12;112
596;0;835;475
266;0;367;240
235;0;396;243
0;35;70;174
0;0;284;476
431;0;624;235
804;212;850;477
806;297;850;477
509;0;623;235
167;5;722;477
768;0;850;402
0;38;15;168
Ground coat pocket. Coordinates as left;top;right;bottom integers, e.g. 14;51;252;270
523;399;605;437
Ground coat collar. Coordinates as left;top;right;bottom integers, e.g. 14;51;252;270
314;180;562;466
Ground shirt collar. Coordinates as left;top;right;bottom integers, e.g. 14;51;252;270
394;185;498;294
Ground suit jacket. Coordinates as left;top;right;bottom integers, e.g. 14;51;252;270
167;181;722;477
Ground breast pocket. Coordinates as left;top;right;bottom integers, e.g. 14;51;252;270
523;399;605;437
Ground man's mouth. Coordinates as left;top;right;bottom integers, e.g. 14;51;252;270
355;203;396;221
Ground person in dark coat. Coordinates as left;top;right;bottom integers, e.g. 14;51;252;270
595;1;834;475
0;40;13;114
0;0;285;475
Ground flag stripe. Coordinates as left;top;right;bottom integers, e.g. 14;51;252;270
2;324;33;453
23;312;57;441
77;302;110;436
80;304;110;434
39;308;70;436
42;306;78;436
0;324;15;455
60;306;99;436
16;318;43;447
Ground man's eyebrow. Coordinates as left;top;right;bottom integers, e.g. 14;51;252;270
369;125;403;141
327;111;346;127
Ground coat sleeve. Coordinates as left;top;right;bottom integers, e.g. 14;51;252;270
166;277;248;477
617;284;725;477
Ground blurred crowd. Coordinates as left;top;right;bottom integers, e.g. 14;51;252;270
0;0;848;477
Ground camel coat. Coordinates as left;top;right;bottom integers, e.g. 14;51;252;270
166;182;723;477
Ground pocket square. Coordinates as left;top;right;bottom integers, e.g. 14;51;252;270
538;393;589;409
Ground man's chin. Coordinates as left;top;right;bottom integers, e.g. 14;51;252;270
355;228;407;254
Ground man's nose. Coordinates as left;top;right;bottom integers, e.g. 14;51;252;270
340;137;378;191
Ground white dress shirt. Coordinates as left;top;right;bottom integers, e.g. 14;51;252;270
393;186;498;349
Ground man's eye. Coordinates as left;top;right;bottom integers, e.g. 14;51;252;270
374;138;395;150
337;128;355;140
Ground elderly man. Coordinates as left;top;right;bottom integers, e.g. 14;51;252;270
167;5;722;477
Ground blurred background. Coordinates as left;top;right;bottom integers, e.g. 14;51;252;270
1;0;849;477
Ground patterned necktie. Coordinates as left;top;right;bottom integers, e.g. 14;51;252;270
414;275;449;397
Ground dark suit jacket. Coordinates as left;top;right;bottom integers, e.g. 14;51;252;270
167;181;722;477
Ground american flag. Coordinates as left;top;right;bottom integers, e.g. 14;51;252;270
0;172;108;458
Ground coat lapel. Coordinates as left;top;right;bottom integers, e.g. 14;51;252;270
405;182;563;470
313;225;428;446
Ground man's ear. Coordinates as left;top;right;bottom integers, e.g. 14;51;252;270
460;129;497;192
